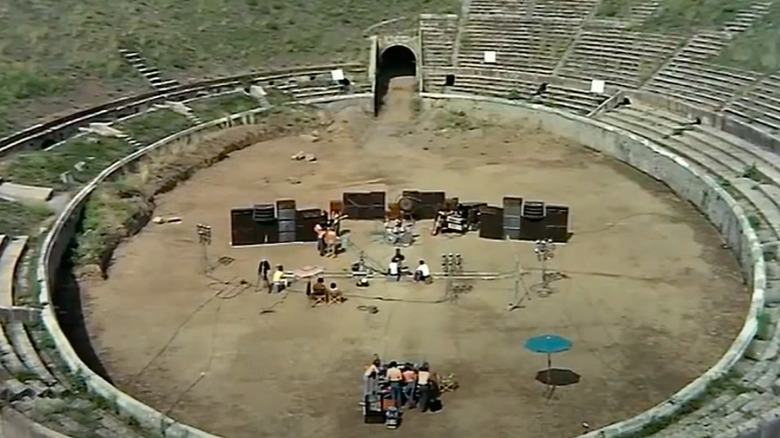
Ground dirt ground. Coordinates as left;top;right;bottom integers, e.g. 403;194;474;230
81;77;748;438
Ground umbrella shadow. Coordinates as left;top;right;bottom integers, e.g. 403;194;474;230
535;368;581;399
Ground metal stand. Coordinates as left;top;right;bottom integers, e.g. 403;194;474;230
442;253;469;302
507;255;531;311
197;224;212;274
532;238;557;296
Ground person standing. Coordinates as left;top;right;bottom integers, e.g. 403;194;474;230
387;361;404;408
417;363;432;412
362;357;381;405
257;259;271;291
402;363;417;408
314;223;326;256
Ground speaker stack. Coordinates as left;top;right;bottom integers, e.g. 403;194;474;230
519;201;546;241
502;197;523;240
296;208;326;242
478;205;504;240
277;199;296;243
230;208;258;246
253;203;279;243
545;205;570;243
343;192;386;220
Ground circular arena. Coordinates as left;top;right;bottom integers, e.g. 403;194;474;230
0;2;777;438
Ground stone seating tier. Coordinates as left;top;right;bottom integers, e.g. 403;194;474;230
420;16;459;67
425;72;606;115
643;60;758;110
724;74;780;135
595;108;780;438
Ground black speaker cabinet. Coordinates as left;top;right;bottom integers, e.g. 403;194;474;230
231;208;260;246
295;208;327;242
259;221;280;244
520;216;547;241
479;206;504;240
343;191;385;220
231;209;279;245
545;205;570;243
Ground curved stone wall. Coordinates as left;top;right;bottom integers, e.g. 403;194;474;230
35;93;763;438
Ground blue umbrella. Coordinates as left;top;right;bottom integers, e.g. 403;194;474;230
525;334;572;394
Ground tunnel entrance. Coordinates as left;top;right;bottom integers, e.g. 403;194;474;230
375;45;417;116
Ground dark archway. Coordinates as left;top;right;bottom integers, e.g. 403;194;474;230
375;45;417;115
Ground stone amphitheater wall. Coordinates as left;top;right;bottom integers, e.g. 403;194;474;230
35;93;763;438
629;91;780;154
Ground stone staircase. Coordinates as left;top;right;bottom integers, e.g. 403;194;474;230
119;49;179;90
598;103;780;437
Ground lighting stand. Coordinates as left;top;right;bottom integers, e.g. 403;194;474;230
533;238;556;296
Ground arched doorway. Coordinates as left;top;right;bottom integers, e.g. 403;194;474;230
375;45;417;115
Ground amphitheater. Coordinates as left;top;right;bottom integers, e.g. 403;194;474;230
0;0;779;437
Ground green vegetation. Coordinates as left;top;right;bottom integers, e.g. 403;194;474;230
435;109;479;131
189;93;260;122
0;199;51;236
595;0;642;18
0;136;132;190
640;0;754;32
714;2;780;73
114;110;193;145
0;0;458;136
742;163;772;184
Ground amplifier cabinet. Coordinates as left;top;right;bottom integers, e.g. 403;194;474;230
479;206;504;240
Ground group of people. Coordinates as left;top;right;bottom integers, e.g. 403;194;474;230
306;276;345;305
315;211;344;258
387;248;431;283
257;260;290;293
363;357;440;412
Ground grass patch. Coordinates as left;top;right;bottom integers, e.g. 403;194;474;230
0;199;52;235
747;214;762;229
73;106;321;275
714;2;780;73
435;109;480;131
190;93;260;122
742;163;772;184
0;136;132;190
639;0;754;33
595;0;642;18
0;0;457;137
114;109;193;145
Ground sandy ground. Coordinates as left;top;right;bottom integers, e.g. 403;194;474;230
81;77;748;438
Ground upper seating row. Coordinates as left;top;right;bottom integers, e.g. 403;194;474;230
458;17;577;76
558;29;683;88
725;74;780;137
468;0;596;20
641;31;758;111
420;15;460;68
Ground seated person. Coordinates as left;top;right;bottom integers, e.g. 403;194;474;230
328;282;345;303
387;261;400;281
270;265;288;293
311;277;328;304
414;260;431;283
323;228;339;257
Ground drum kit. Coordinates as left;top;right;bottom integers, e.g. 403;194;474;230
384;218;414;247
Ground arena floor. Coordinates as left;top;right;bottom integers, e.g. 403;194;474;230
81;78;748;438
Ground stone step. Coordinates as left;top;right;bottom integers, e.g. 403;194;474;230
0;236;28;308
